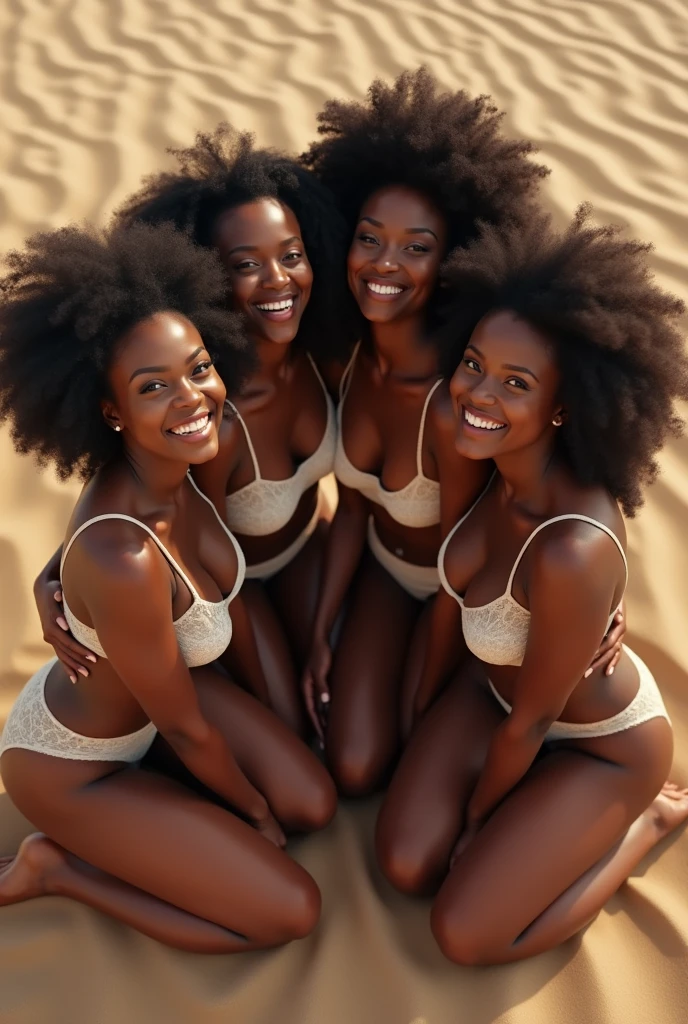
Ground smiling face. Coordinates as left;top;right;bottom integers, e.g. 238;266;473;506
449;311;563;461
102;312;226;466
214;197;313;347
347;185;447;325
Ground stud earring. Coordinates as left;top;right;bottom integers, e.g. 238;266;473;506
552;416;562;427
114;425;122;432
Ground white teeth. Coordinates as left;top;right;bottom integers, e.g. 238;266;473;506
256;298;294;311
170;414;209;435
464;409;504;431
367;281;403;296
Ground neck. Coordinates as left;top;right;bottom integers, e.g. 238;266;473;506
370;316;438;380
253;335;293;384
120;447;190;516
494;432;560;514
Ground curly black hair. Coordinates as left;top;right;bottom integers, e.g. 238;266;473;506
0;221;252;481
301;67;549;255
115;123;357;361
438;204;688;515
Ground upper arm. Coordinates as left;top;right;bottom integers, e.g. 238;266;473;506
80;539;208;742
191;410;243;522
427;384;493;538
508;529;623;736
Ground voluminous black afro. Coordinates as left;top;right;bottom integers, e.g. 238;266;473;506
439;204;688;515
115;123;357;361
301;67;549;252
0;221;252;481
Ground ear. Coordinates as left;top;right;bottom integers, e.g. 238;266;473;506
101;399;123;433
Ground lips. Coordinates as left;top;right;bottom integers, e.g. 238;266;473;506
167;409;214;442
363;277;408;301
462;405;507;434
253;295;296;322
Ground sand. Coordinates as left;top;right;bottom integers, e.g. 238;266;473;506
1;1;688;1021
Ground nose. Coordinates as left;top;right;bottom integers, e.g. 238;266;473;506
263;258;290;290
371;242;400;274
173;374;204;408
468;375;498;407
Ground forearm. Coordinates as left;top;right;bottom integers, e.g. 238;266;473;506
311;498;367;641
414;594;467;713
467;721;542;824
169;724;268;821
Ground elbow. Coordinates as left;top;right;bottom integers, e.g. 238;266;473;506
502;713;553;746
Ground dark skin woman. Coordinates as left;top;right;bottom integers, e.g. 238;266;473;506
33;126;355;737
0;223;336;953
299;68;622;795
375;207;688;965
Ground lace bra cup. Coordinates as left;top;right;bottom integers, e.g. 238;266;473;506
60;475;245;669
224;354;336;537
334;342;442;530
438;489;628;668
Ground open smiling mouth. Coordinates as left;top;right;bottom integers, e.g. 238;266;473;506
254;297;295;321
364;280;408;300
168;410;213;440
463;407;507;432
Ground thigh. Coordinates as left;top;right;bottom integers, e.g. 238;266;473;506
376;660;503;894
325;552;423;796
239;578;307;737
432;717;673;953
191;666;336;831
1;749;319;940
268;517;329;665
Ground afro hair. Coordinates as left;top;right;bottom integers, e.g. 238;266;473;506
0;220;253;481
115;123;358;361
438;204;688;515
301;66;549;253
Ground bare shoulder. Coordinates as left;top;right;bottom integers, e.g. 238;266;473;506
63;515;170;598
528;499;626;589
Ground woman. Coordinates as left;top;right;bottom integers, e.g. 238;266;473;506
34;125;355;736
300;68;620;794
0;222;336;952
375;207;688;965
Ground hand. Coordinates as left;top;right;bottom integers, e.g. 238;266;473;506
34;579;97;684
586;602;626;678
254;812;286;850
302;635;332;745
449;819;481;869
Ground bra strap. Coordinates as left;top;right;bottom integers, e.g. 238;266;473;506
225;401;261;481
60;514;199;598
437;472;497;603
338;341;361;403
416;377;444;477
506;514;629;593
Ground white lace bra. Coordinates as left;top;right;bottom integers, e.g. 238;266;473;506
60;475;245;669
438;479;628;668
334;342;442;529
224;354;336;537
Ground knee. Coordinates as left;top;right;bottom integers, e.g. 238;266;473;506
376;834;437;897
280;767;338;834
274;873;322;943
328;747;385;798
430;903;496;967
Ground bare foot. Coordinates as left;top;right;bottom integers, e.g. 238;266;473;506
0;833;66;907
647;782;688;838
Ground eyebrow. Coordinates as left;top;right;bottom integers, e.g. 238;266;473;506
227;236;301;256
466;344;540;383
129;346;205;383
359;216;438;241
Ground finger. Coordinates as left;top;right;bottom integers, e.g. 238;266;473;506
303;679;325;743
49;633;97;667
606;645;622;676
53;589;63;603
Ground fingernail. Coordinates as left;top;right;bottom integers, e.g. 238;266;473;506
584;668;592;678
77;667;89;677
70;675;77;684
57;617;69;631
85;654;97;663
320;693;330;704
607;666;614;676
54;591;62;601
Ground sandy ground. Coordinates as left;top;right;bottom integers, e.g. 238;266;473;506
1;1;687;1022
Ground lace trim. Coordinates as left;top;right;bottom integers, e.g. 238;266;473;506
0;660;157;763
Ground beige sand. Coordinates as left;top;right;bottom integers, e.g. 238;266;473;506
1;1;687;1021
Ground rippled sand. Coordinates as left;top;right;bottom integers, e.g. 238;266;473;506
1;2;687;1022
